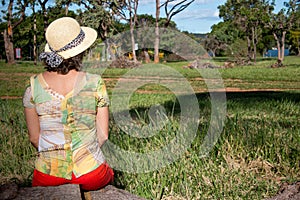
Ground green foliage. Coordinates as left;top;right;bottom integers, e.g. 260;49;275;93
225;38;248;59
218;0;276;62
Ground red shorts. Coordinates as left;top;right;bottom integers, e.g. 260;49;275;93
32;163;114;191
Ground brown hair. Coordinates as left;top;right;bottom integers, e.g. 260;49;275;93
43;52;84;75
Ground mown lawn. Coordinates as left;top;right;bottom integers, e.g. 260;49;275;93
0;57;299;199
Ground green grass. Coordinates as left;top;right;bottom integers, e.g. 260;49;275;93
0;57;299;199
110;91;299;199
0;99;36;185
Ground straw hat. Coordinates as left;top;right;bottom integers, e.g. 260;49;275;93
40;17;97;67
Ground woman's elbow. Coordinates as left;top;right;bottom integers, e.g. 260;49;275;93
29;135;39;149
98;134;108;146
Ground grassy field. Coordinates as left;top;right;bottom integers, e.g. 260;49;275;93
0;57;299;199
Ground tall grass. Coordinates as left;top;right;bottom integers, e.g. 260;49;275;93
110;91;300;199
0;57;299;199
0;99;36;185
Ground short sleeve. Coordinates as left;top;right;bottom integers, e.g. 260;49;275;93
23;86;35;108
96;78;109;107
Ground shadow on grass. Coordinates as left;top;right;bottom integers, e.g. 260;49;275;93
223;90;300;104
129;90;300;119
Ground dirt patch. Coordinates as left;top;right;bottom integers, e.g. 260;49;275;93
0;96;22;100
266;182;300;200
0;72;34;77
1;88;298;100
225;88;287;92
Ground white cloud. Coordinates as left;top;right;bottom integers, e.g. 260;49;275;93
166;0;209;6
194;0;212;5
173;9;219;21
139;0;213;7
137;0;225;33
139;0;156;6
213;9;219;17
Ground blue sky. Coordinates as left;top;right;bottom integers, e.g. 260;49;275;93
138;0;286;33
0;0;286;33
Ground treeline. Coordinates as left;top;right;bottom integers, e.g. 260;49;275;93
0;0;299;65
0;0;197;64
207;0;300;65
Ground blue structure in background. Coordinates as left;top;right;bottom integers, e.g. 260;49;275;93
265;49;290;57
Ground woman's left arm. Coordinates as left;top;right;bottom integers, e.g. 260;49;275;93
24;107;40;150
96;106;109;147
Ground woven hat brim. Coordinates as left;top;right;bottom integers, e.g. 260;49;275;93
44;27;97;59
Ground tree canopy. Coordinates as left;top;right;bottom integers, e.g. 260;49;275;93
0;0;299;63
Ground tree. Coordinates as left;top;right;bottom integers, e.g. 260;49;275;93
127;0;138;62
37;0;49;38
2;0;29;64
29;0;37;64
153;0;195;63
154;0;160;63
162;0;194;27
203;35;221;57
56;0;83;16
290;30;300;55
76;0;125;61
112;0;139;62
289;0;300;55
219;0;275;63
207;21;240;57
268;0;298;65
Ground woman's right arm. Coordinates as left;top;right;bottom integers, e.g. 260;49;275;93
24;107;40;150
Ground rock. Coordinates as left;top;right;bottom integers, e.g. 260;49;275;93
89;185;145;200
183;60;220;69
0;182;18;200
223;62;235;68
0;184;145;200
14;184;81;200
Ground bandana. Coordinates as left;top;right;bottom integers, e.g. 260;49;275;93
39;29;85;68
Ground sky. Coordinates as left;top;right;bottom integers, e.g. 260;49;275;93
0;0;286;34
138;0;286;34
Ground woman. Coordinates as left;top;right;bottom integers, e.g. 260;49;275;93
23;17;114;191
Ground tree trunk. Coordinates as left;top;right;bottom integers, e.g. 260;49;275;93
4;29;15;64
274;31;286;62
102;39;110;61
38;0;49;38
280;31;286;61
129;2;137;62
209;49;216;57
273;33;281;61
154;0;160;63
130;25;137;62
143;49;150;63
43;10;48;34
297;35;300;56
65;0;72;16
273;31;286;67
4;0;15;64
252;26;257;63
33;6;37;65
247;36;252;62
65;4;69;16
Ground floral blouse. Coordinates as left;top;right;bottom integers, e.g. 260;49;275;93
23;72;109;180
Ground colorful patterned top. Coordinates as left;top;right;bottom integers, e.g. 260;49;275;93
23;72;109;180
